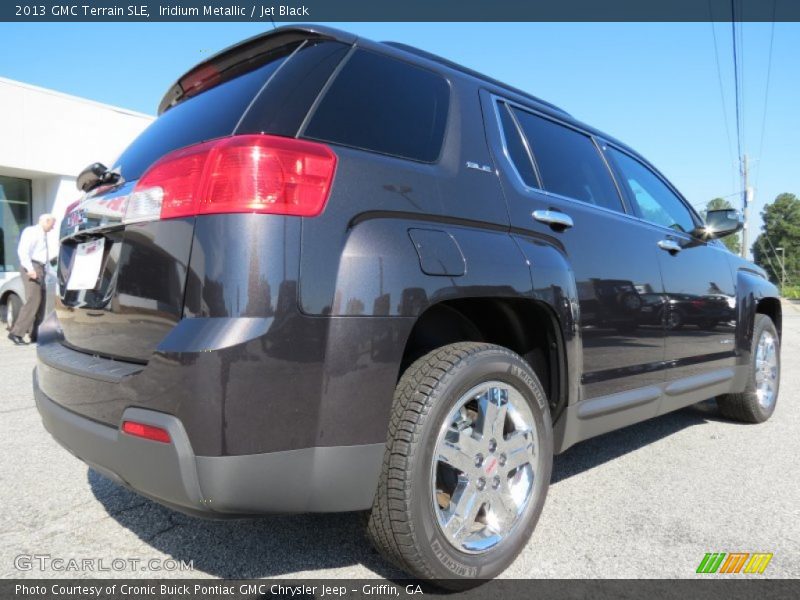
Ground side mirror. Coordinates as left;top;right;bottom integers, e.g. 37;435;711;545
702;209;743;239
76;163;109;192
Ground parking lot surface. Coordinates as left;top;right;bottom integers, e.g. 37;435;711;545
2;304;799;579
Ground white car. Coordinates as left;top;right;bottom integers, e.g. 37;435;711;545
1;268;57;333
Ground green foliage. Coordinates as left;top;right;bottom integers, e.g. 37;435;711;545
752;193;800;287
703;197;741;254
782;286;800;299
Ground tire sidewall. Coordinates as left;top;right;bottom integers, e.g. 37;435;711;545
748;315;780;420
407;349;553;581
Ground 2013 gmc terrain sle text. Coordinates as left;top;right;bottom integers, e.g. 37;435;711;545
33;25;782;585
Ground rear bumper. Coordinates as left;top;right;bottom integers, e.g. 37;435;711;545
34;370;383;516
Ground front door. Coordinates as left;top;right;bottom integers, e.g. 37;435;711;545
604;145;737;402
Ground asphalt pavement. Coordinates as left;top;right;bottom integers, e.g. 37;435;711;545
1;303;798;580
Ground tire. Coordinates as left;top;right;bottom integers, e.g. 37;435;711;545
717;314;780;423
665;308;683;330
366;342;553;586
3;293;21;331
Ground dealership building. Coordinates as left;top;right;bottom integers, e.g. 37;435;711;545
0;77;153;286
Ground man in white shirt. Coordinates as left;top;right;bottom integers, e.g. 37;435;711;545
8;214;56;345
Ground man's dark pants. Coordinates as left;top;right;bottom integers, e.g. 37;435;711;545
10;262;45;339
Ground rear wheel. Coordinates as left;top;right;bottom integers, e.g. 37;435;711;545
366;342;552;586
3;293;21;331
717;314;780;423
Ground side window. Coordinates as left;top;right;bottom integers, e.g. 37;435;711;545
608;148;696;233
304;50;449;162
496;103;538;187
511;108;624;213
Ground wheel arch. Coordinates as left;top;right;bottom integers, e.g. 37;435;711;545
756;296;782;339
735;268;782;355
398;297;569;421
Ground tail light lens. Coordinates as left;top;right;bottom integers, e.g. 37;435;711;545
121;421;172;444
125;134;337;222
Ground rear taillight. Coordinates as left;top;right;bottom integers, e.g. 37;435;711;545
125;134;337;223
121;421;171;444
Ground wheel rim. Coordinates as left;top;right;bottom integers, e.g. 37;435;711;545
431;381;538;554
754;330;778;410
667;311;680;329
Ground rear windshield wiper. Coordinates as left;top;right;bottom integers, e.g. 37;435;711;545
76;163;123;193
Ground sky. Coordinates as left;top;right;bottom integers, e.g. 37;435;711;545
1;22;798;250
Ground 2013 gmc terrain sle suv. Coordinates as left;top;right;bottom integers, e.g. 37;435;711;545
34;25;782;584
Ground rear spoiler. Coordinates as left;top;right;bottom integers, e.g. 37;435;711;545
157;25;357;115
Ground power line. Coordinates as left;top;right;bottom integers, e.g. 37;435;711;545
755;7;777;195
738;0;746;154
730;1;743;163
756;237;781;282
762;229;781;258
707;5;737;193
689;191;746;211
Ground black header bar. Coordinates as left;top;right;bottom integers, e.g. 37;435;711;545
3;0;800;23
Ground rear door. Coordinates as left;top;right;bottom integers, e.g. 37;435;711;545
604;146;737;396
482;92;667;401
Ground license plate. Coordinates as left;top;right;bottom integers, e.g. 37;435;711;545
66;238;105;291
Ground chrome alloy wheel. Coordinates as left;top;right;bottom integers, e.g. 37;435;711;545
754;330;779;410
431;381;538;554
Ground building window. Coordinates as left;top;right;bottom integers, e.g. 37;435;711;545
0;175;32;272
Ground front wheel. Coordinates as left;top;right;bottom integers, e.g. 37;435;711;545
717;314;780;423
665;308;683;330
366;342;553;586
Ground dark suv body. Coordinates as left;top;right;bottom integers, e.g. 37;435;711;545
34;25;782;583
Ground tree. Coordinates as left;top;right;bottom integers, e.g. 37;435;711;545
704;197;741;254
752;193;800;287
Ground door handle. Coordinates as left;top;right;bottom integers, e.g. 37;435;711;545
533;209;574;231
657;239;682;254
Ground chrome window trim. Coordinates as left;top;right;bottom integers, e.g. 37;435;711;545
491;97;539;189
504;102;543;188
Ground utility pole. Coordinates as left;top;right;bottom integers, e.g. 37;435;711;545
740;154;751;259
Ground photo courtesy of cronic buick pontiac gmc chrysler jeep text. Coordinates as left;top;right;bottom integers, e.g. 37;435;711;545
33;25;782;585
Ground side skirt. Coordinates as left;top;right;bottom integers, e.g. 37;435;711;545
553;365;748;454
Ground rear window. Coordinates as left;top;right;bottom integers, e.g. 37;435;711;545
303;50;449;163
113;44;298;181
511;107;624;213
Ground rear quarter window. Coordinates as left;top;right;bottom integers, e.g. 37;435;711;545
303;49;450;163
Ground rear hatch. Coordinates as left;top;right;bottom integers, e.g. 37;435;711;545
56;29;350;362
